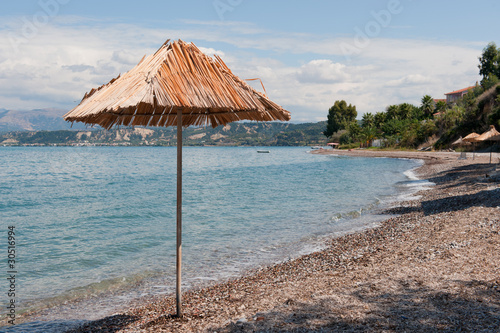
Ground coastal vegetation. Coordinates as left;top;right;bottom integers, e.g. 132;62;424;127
324;42;500;150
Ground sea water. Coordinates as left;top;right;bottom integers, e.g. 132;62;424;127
0;147;423;331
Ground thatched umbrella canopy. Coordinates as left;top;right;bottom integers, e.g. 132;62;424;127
463;132;480;143
463;132;480;159
476;125;500;142
65;39;290;128
451;136;471;146
476;125;500;163
64;39;290;317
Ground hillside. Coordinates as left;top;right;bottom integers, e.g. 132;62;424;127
435;84;500;148
0;121;328;147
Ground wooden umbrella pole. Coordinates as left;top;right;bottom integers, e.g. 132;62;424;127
176;108;183;318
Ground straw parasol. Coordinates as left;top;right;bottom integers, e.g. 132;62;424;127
463;132;480;159
64;39;290;317
476;125;500;141
463;132;480;142
476;125;500;163
451;136;471;146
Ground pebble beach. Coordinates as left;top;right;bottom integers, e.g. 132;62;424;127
51;150;500;331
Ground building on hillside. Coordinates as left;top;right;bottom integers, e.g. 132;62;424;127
444;85;476;103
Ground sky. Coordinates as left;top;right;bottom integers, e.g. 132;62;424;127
0;0;499;123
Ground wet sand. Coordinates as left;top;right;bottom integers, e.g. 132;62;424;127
59;150;500;331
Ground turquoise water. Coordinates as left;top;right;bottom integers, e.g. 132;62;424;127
0;146;420;331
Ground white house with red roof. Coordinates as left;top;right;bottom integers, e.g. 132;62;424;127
444;85;476;103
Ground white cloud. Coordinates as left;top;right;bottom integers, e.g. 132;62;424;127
0;17;484;122
197;47;225;57
296;60;350;84
111;50;144;66
386;74;431;87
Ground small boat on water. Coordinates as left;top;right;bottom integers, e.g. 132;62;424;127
310;146;323;150
257;150;270;153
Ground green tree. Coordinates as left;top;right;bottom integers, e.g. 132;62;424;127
386;103;421;121
373;112;387;129
347;121;361;142
421;95;435;118
400;103;421;120
361;112;374;128
418;119;438;139
382;118;407;137
386;105;400;120
488;93;500;127
362;126;378;146
440;105;465;130
482;74;499;91
400;121;420;148
479;42;500;87
435;100;447;114
323;100;357;138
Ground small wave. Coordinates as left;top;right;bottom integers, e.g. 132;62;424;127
397;178;435;189
394;164;434;201
329;200;382;223
402;160;425;180
403;168;420;180
16;270;162;326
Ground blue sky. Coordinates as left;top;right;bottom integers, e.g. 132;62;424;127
1;0;499;122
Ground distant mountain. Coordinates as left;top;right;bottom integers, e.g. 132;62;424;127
0;108;8;118
0;121;329;147
0;108;88;132
0;107;329;146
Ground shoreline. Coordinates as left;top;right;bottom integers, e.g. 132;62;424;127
5;151;422;332
11;150;500;332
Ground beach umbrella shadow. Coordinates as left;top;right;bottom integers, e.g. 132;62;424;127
63;39;290;317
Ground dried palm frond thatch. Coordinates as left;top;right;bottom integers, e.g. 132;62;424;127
476;125;500;163
64;39;291;129
476;125;500;142
451;136;471;146
463;132;480;143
